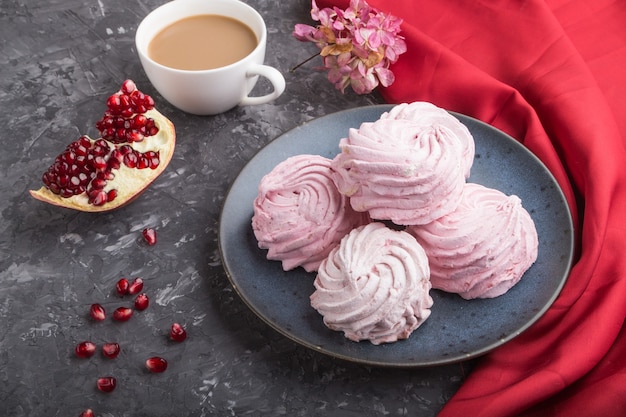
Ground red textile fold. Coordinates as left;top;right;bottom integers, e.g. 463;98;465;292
316;1;626;415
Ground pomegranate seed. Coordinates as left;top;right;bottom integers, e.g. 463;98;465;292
79;409;95;417
112;307;133;321
128;277;144;295
123;152;137;168
121;79;136;94
94;139;109;152
108;150;122;170
90;304;106;321
126;130;144;142
75;341;97;358
131;114;147;128
116;278;129;296
145;357;168;373
92;156;107;171
78;136;91;148
101;342;121;359
106;189;118;202
89;190;108;206
170;323;187;342
106;95;122;112
96;376;116;393
134;293;149;311
118;94;132;109
145;151;160;169
142;228;157;246
137;155;150;169
90;178;107;190
101;127;115;140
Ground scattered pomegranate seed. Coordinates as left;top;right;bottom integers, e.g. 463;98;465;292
112;307;133;322
142;228;157;246
90;304;106;321
96;376;116;393
145;357;168;373
101;342;120;359
134;293;149;311
79;409;95;417
75;341;97;358
170;323;187;342
128;277;144;295
115;278;129;296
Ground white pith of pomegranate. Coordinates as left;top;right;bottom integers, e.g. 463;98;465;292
29;80;176;212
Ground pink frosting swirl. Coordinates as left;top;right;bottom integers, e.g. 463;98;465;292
252;154;369;272
407;183;539;299
311;222;433;345
331;118;466;225
381;102;475;178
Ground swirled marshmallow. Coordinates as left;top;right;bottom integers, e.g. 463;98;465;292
311;222;433;345
331;118;466;225
407;183;538;299
381;101;475;178
252;154;369;272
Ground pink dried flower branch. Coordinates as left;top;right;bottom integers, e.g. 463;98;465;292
292;0;407;95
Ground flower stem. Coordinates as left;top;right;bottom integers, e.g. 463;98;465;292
290;52;321;73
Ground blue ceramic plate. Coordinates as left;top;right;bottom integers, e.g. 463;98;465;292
218;105;574;367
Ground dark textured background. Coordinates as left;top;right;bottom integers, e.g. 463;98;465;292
0;1;472;415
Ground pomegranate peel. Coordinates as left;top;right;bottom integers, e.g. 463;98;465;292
30;81;176;212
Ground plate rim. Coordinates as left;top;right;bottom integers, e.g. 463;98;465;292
218;104;574;367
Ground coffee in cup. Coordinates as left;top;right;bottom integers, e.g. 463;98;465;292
135;0;285;115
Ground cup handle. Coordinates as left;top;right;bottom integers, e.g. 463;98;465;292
240;64;286;106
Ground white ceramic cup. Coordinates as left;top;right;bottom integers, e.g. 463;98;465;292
135;0;286;115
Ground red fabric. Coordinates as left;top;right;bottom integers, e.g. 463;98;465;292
316;1;626;415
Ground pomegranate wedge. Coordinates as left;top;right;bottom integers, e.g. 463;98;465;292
30;80;176;212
